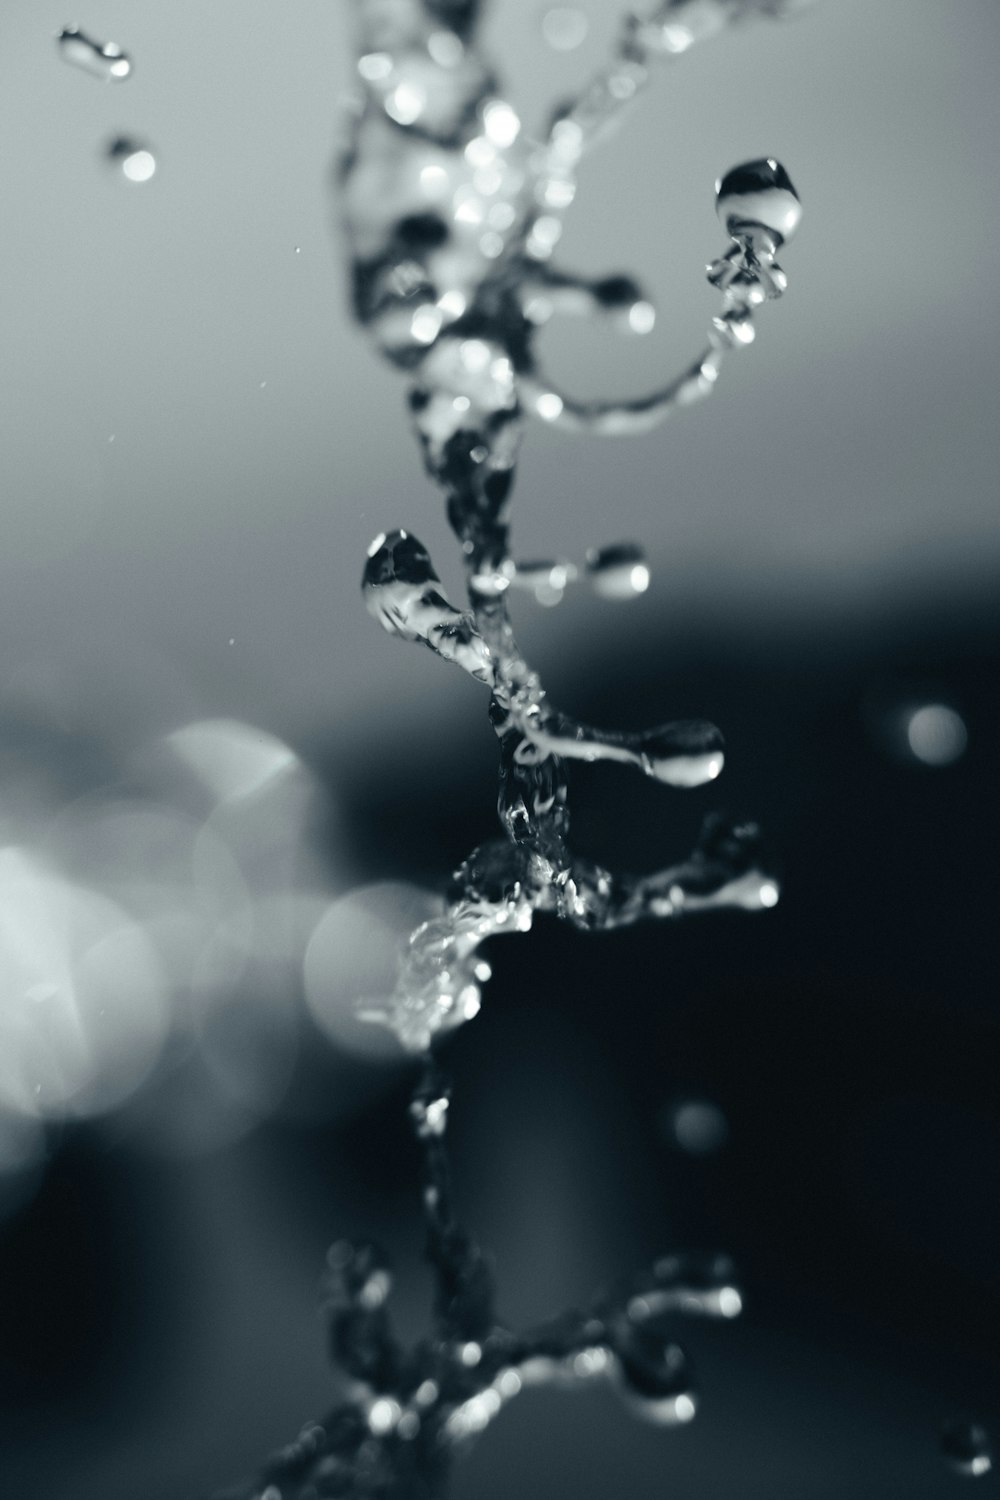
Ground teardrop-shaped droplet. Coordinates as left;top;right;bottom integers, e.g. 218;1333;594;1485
942;1420;993;1478
362;530;492;681
58;26;131;80
715;158;801;246
585;543;649;600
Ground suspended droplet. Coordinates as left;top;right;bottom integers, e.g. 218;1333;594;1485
106;137;156;183
511;558;575;606
716;158;801;246
637;722;725;787
611;1320;695;1425
905;703;967;766
57;26;131;80
540;6;589;51
941;1420;993;1478
665;1097;730;1155
585;543;649;599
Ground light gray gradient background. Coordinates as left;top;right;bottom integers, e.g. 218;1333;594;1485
1;0;998;775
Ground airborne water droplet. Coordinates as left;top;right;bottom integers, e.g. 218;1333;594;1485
57;26;131;80
715;158;801;246
106;138;156;183
611;1320;695;1425
585;543;649;600
942;1420;993;1478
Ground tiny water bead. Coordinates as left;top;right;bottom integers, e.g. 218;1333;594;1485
941;1419;993;1478
106;138;156;183
57;26;131;80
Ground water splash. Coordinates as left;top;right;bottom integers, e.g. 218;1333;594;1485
214;1;809;1493
57;26;131;81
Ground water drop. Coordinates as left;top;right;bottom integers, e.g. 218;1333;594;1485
57;26;131;80
362;530;493;682
666;1097;730;1155
611;1320;695;1425
715;158;801;246
941;1420;993;1478
585;543;649;599
106;138;156;183
540;6;590;51
905;703;967;766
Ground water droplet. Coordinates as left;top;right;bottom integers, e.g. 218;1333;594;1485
905;703;967;766
942;1420;993;1478
585;543;649;599
362;530;493;682
57;26;131;80
666;1097;730;1155
716;158;801;246
106;138;156;183
611;1320;695;1424
540;6;590;51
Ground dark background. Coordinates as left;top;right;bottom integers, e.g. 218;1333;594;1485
1;3;999;1497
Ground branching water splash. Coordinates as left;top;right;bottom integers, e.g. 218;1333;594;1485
213;2;808;1495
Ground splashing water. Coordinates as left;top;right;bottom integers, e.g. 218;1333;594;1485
57;26;132;81
215;2;808;1494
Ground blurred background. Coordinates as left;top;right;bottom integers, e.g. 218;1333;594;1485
1;1;999;1495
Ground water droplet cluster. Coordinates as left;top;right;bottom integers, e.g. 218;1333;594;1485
216;1;806;1493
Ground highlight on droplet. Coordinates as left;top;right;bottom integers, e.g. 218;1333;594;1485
905;703;967;766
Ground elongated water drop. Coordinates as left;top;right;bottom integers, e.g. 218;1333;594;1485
942;1420;993;1478
716;158;801;246
57;26;131;80
585;542;649;599
363;530;492;682
637;721;724;787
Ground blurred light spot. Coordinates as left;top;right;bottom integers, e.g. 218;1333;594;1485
673;1393;697;1423
420;164;449;195
304;883;445;1060
665;1096;730;1155
758;880;779;907
369;1397;401;1435
358;52;392;81
482;100;520;148
536;392;564;422
386;83;425;125
905;703;967;766
541;6;590;50
428;30;465;67
628;300;656;334
410;305;443;344
0;849;168;1121
167;719;299;804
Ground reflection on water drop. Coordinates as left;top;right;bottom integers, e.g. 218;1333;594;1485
540;6;590;51
107;138;156;183
905;703;967;766
666;1096;730;1155
942;1420;993;1478
57;26;131;80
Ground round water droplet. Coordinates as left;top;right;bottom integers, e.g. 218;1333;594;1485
942;1420;992;1478
585;543;649;600
715;158;800;246
665;1096;729;1155
905;703;967;766
107;137;156;183
540;6;589;51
